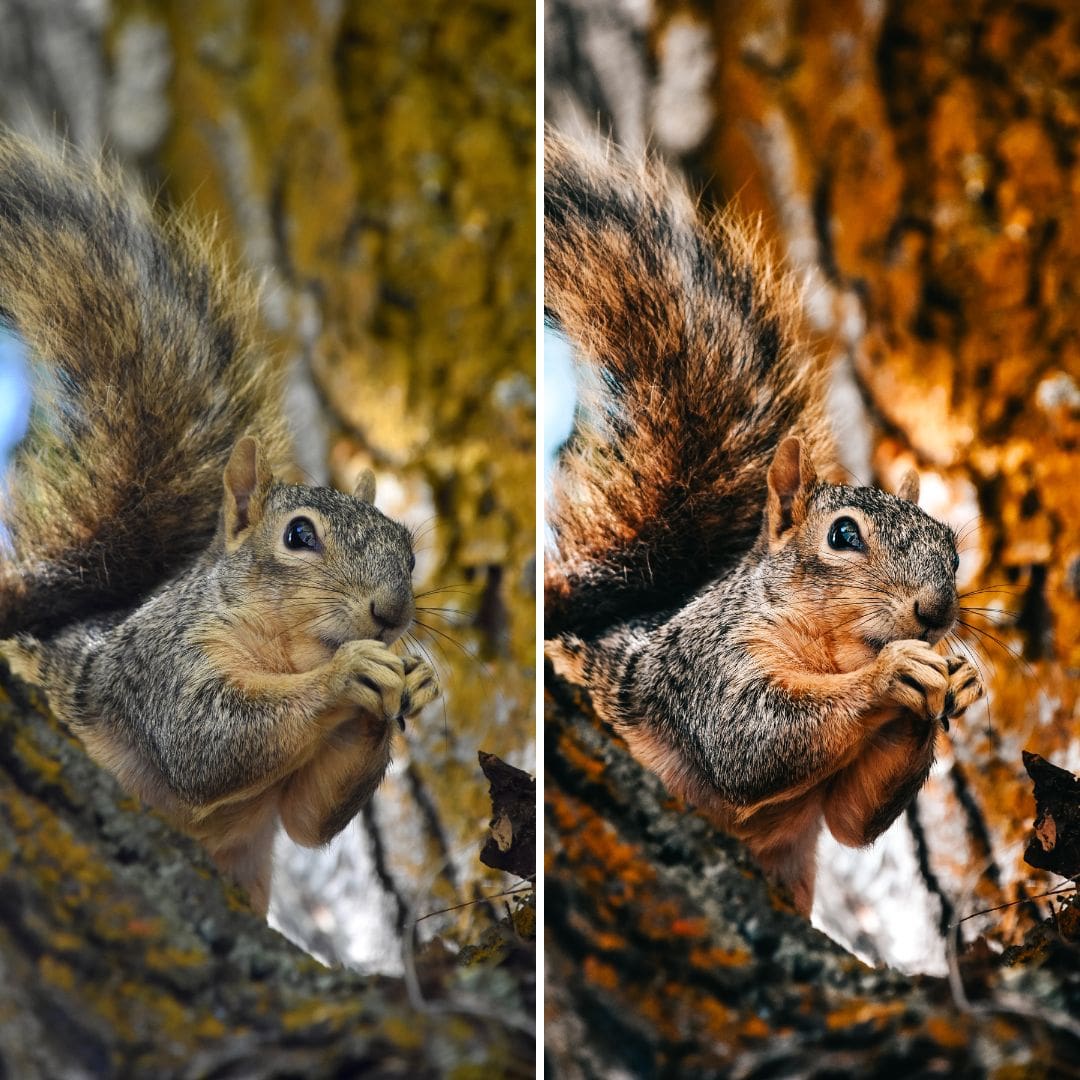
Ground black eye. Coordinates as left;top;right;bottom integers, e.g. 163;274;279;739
952;550;960;574
284;517;319;551
828;516;864;552
408;553;416;573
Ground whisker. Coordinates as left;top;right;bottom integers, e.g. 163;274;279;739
959;585;1022;600
960;605;1020;622
402;631;450;739
955;620;1051;714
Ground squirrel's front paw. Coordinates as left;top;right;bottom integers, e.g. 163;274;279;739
397;655;440;729
334;639;405;720
940;655;984;731
875;639;949;720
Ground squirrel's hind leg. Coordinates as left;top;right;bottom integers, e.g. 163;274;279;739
278;714;395;848
823;716;937;847
210;811;279;917
279;655;440;847
751;815;823;917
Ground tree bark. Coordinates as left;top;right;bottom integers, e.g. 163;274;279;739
0;663;533;1076
545;673;1079;1076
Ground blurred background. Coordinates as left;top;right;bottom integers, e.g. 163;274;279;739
545;0;1078;974
0;0;535;971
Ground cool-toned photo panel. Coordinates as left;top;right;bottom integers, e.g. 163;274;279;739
0;3;535;1073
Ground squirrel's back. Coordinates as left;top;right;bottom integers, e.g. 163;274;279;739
544;134;834;638
0;135;289;638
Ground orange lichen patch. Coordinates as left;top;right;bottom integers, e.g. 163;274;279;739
11;803;111;900
669;917;709;938
636;988;672;1027
591;929;627;952
637;900;699;941
11;730;63;786
568;826;656;897
549;790;657;896
925;1014;971;1049
193;1015;227;1041
825;1000;905;1031
144;945;207;973
124;918;163;939
583;955;620;991
741;1014;770;1039
557;728;608;784
546;788;594;838
689;944;752;969
697;997;734;1037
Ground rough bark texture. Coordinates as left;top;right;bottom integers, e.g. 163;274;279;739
0;0;535;973
0;663;533;1076
545;674;1079;1077
546;0;1078;974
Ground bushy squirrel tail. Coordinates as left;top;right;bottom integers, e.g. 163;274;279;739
0;134;290;639
544;133;834;638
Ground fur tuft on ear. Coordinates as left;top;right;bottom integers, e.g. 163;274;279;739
765;437;817;547
353;468;376;504
223;436;273;546
896;468;920;504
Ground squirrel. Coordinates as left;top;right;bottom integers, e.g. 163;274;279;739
0;135;439;916
543;134;984;915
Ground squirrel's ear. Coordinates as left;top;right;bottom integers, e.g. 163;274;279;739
766;437;817;548
223;437;273;547
896;468;920;504
353;468;376;504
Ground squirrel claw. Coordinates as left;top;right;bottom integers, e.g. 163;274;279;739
397;714;406;732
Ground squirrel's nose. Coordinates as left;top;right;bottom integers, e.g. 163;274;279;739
370;592;413;634
914;595;955;633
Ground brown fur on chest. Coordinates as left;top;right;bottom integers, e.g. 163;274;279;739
198;599;336;679
745;607;877;680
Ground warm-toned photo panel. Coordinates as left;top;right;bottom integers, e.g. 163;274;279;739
544;2;1078;1073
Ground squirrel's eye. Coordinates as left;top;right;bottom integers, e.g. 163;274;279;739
828;516;864;552
408;553;416;573
284;517;319;551
952;550;960;574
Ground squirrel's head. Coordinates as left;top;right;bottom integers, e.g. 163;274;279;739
219;437;416;651
762;437;960;653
